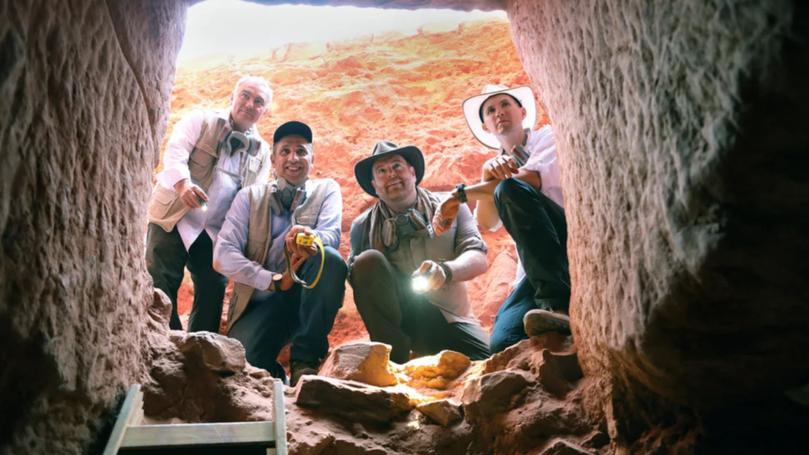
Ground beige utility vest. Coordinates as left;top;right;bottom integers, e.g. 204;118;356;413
147;112;269;232
225;179;335;332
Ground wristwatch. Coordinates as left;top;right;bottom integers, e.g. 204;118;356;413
268;273;283;292
455;183;468;204
437;261;453;285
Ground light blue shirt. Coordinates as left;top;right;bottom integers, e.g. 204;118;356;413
214;178;342;293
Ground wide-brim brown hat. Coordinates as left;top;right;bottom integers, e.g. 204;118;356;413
354;141;425;197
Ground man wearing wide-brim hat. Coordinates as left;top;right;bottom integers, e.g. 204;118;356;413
348;141;490;363
432;85;571;353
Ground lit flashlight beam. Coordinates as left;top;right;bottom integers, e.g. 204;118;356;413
411;275;429;293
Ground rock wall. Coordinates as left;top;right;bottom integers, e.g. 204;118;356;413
2;0;808;452
0;1;186;453
507;0;808;438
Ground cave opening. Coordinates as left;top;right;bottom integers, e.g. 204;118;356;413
164;0;532;369
2;0;808;453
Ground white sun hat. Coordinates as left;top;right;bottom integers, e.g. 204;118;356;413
462;85;537;149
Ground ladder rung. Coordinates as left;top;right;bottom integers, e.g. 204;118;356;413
121;421;277;448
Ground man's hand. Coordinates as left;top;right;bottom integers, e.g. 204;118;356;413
279;252;307;291
175;178;208;209
432;194;461;236
285;225;318;258
482;154;519;181
411;260;447;292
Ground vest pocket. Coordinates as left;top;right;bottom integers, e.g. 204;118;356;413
188;144;217;183
147;185;183;220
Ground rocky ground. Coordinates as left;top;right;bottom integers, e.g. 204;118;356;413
143;290;608;454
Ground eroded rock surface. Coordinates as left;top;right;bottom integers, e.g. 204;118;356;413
0;1;186;453
319;342;397;387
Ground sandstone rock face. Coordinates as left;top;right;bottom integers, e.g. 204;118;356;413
295;376;415;424
401;350;471;389
416;398;463;426
508;0;809;422
176;331;246;375
0;1;186;453
319;342;397;387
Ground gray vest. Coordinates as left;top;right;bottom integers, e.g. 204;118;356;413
226;178;336;332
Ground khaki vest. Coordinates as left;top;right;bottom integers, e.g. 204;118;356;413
147;111;269;232
225;179;336;332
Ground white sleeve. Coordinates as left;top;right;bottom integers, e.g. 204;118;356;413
156;110;206;190
521;127;560;192
213;190;275;291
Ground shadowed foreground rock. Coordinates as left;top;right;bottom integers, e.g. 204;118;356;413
141;295;602;454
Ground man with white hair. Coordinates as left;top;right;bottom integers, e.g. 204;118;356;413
146;76;273;333
433;85;570;353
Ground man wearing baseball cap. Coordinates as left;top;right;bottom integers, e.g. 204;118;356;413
433;85;570;353
348;141;490;363
214;121;346;385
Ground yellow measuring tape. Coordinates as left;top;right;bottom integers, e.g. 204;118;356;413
284;232;325;289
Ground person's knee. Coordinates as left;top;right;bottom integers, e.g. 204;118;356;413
321;246;348;281
350;249;387;284
493;178;528;209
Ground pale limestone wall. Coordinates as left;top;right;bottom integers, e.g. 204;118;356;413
0;1;186;452
507;0;808;415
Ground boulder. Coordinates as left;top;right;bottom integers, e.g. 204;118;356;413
403;350;472;389
416;399;463;427
319;342;397;387
176;332;246;375
462;370;531;419
295;376;414;424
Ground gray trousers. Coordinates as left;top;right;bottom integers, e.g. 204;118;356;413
145;223;228;332
349;249;490;363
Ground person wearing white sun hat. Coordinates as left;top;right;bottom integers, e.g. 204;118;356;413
433;84;571;353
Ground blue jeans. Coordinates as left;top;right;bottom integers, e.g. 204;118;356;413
489;179;570;353
227;246;347;381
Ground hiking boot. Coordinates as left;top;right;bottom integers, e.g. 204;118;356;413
290;360;319;386
523;309;571;336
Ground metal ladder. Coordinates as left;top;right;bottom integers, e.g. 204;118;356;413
102;380;287;455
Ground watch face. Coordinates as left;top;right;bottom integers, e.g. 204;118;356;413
272;273;283;282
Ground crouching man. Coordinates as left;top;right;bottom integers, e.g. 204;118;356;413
434;85;570;353
214;121;346;385
348;141;490;364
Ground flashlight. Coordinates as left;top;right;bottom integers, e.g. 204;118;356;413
411;274;429;293
197;194;208;212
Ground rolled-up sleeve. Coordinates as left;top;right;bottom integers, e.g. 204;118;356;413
213;190;274;291
312;180;342;250
453;204;487;256
156;110;206;190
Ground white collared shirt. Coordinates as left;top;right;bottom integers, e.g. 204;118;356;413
521;125;564;208
155;109;270;249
